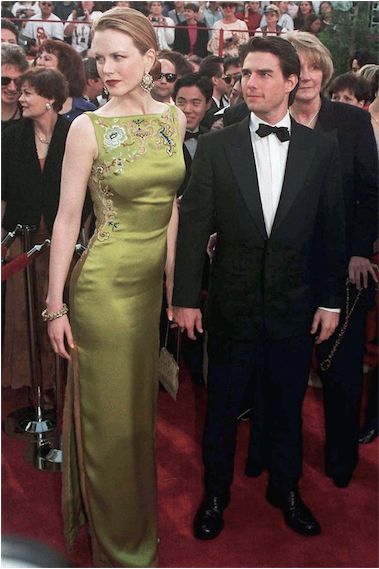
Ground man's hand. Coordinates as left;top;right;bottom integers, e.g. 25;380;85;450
310;308;339;344
172;307;203;340
349;256;379;290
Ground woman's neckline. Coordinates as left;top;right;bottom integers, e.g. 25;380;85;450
94;104;170;120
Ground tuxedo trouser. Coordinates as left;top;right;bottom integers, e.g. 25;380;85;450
203;332;314;497
317;289;371;477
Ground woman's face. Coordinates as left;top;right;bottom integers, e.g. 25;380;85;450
36;51;59;70
18;81;54;119
92;29;155;98
295;52;324;104
299;1;312;15
310;18;322;34
81;1;94;12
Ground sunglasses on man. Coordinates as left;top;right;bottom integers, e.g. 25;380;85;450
158;72;177;83
1;76;19;88
223;73;242;85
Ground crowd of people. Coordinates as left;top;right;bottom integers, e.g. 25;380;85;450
1;2;378;568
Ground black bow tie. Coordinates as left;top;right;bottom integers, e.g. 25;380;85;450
185;130;200;141
256;123;290;142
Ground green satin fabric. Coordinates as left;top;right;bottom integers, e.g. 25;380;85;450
63;106;185;567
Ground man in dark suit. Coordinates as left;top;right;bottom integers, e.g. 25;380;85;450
173;2;209;59
172;36;346;539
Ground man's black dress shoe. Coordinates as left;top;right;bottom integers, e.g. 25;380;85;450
332;473;352;488
193;495;229;540
266;486;321;536
359;427;378;445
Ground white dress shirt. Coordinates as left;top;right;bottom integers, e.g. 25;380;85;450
249;111;339;313
249;111;290;237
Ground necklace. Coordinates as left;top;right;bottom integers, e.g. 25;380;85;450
291;103;321;128
35;129;51;144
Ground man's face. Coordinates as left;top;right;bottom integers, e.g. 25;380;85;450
249;2;260;12
150;2;162;16
351;59;360;74
175;1;184;9
1;64;22;105
152;59;176;101
241;51;297;119
331;88;364;108
224;63;241;97
175;85;211;130
39;1;53;17
279;1;288;13
213;63;228;97
1;29;17;44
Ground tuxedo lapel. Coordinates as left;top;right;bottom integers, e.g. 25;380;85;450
270;119;316;235
225;117;268;240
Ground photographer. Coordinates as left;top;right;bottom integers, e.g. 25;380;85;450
148;1;175;51
64;1;102;54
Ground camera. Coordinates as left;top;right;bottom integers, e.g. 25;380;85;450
151;16;159;22
75;5;85;18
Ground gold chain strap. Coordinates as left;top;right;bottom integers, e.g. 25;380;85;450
320;279;362;372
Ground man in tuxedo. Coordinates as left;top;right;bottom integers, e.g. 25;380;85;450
172;36;346;539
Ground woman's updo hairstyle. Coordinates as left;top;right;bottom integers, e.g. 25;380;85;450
92;7;161;80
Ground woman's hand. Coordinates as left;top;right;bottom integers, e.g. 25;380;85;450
47;315;75;360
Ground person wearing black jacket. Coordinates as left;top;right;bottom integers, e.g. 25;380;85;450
173;36;346;540
173;2;209;59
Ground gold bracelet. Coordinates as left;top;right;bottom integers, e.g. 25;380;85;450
41;304;68;322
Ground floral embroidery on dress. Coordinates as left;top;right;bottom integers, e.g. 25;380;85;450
103;125;127;149
90;159;120;241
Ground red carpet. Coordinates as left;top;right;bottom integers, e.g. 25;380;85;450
2;373;378;568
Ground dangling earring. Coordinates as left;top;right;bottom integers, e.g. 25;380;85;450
103;85;109;97
45;102;52;110
140;71;154;93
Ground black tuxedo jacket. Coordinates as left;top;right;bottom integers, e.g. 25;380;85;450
173;21;209;58
223;98;378;260
173;116;346;341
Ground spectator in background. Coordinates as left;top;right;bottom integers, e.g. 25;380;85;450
200;1;223;39
255;4;287;36
151;57;177;103
359;64;379;151
1;43;28;128
199;54;229;110
223;55;241;98
148;1;175;50
293;1;315;31
242;1;261;35
168;1;186;24
329;72;370;108
207;1;248;57
187;53;203;71
83;56;104;107
36;38;96;121
159;48;194;77
22;1;64;55
173;2;209;58
319;1;333;29
53;1;76;22
303;13;323;36
64;2;103;54
1;19;19;44
11;1;39;22
350;49;378;75
259;1;294;32
229;75;242;106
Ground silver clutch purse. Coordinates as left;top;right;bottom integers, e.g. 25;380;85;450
158;321;180;400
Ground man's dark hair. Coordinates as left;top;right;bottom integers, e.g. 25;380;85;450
199;55;224;79
1;18;19;42
350;49;378;69
173;72;213;102
328;72;370;103
239;36;300;105
224;56;240;73
184;2;199;12
83;57;100;81
159;49;193;77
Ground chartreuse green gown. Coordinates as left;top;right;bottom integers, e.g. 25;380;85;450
63;105;185;568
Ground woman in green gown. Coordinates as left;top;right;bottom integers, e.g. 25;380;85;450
45;7;186;567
